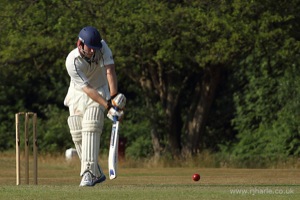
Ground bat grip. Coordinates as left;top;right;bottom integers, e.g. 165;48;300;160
113;106;119;122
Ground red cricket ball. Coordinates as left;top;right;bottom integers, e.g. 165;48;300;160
192;173;200;181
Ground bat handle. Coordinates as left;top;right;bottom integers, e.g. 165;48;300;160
113;106;119;122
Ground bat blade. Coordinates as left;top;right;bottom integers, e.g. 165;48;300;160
108;120;119;180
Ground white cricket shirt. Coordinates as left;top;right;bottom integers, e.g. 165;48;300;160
65;40;114;90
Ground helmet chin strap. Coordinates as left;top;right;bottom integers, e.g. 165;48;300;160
77;39;92;62
78;47;93;62
77;39;99;63
79;48;99;63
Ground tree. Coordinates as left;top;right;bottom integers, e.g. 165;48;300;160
227;0;300;166
104;0;253;157
0;0;81;151
1;0;299;165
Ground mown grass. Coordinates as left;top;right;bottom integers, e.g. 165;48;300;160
0;152;299;200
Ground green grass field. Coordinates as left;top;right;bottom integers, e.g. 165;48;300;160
0;152;299;200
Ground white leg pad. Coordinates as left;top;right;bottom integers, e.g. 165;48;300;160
67;116;83;160
81;107;104;177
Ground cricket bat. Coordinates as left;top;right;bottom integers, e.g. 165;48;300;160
108;115;119;179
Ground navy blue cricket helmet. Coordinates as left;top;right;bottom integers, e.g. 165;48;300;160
78;26;102;49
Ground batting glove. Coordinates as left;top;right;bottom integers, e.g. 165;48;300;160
107;107;124;121
107;93;126;110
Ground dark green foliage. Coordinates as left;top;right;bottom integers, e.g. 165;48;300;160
37;105;71;153
0;0;299;166
228;1;300;165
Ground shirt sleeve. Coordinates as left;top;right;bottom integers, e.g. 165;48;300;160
100;40;115;67
66;51;89;88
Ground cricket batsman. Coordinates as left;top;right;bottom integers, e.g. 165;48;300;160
64;26;126;186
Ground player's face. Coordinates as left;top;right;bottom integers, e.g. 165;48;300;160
83;44;95;58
